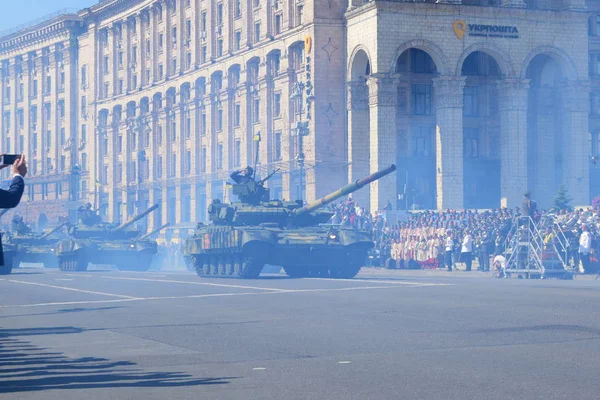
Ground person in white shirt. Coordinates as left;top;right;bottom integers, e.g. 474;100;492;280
444;233;454;271
579;225;592;274
492;254;507;278
461;231;473;271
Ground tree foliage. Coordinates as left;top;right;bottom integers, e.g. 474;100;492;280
551;186;573;211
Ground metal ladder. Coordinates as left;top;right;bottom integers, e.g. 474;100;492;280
503;216;573;279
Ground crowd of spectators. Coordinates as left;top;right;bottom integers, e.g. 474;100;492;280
328;196;600;274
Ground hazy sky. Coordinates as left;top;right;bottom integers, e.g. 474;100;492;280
0;0;97;35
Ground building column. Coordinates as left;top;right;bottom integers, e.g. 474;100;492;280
347;80;370;208
433;75;465;210
497;78;529;208
367;74;397;212
562;80;591;206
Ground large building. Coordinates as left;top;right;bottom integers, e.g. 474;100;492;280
0;0;597;232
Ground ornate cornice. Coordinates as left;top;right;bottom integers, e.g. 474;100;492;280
0;16;83;55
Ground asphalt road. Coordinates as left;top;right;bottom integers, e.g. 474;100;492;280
1;266;599;400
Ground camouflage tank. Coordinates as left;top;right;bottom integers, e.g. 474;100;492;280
56;204;159;272
7;221;69;269
184;165;397;279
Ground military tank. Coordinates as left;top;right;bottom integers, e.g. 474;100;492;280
7;222;69;269
56;204;159;272
184;165;397;279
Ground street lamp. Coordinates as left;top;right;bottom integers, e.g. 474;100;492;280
290;79;312;203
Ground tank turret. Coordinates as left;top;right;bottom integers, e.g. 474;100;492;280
112;204;159;232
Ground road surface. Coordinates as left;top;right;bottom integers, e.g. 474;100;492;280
1;266;599;399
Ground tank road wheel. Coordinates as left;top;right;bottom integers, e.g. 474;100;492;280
224;256;235;276
58;256;88;272
209;257;219;276
192;256;205;277
217;255;227;276
239;256;263;279
233;255;243;277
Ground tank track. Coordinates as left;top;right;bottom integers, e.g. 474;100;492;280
192;253;263;279
284;263;362;279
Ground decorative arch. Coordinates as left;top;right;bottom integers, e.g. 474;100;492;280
228;64;241;89
152;92;162;112
348;45;372;81
455;43;515;77
139;97;150;114
520;46;579;80
388;39;450;76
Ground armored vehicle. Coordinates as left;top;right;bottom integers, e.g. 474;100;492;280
184;165;397;279
56;204;159;272
7;222;68;269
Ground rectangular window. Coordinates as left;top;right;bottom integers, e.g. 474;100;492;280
172;58;177;71
157;156;163;178
103;56;109;73
297;5;303;25
186;19;192;40
159;34;164;52
185;113;191;138
234;139;241;167
118;51;124;68
463;128;480;158
217;3;223;26
254;22;261;43
274;131;282;160
201;46;207;63
60;128;65;146
170;154;177;177
118;79;124;94
159;64;164;79
201;11;207;33
132;75;138;89
82;153;88;171
201;113;207;135
234;104;241;127
217;108;223;132
411;126;434;158
253;98;260;123
235;31;242;51
411;84;432;115
217;143;223;170
118;135;123;153
58;101;65;119
104;82;109;98
275;14;281;35
186;52;192;69
81;124;87;144
81;65;87;88
32;80;38;97
146;39;151;56
274;93;281;117
185;150;191;174
235;0;242;17
201;147;207;172
217;39;223;57
172;26;177;48
132;46;138;65
463;86;479;117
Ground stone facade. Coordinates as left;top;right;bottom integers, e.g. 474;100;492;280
347;0;593;210
1;0;600;232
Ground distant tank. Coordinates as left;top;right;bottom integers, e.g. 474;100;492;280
56;204;160;272
184;165;397;279
7;222;69;269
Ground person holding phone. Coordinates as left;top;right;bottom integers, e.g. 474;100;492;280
0;154;27;268
0;154;27;208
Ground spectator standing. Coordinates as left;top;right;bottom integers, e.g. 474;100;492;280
579;225;592;274
461;231;473;271
445;232;454;271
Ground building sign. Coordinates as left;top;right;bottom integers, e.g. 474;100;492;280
453;20;519;40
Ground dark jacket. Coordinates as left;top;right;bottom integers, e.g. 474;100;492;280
0;175;25;266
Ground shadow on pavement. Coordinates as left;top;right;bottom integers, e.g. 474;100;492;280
0;327;235;393
0;307;123;320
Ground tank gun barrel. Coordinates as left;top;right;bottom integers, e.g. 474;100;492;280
139;223;170;240
38;222;68;239
293;165;397;216
112;204;159;232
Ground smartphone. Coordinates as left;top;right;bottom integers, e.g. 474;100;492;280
2;154;20;165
